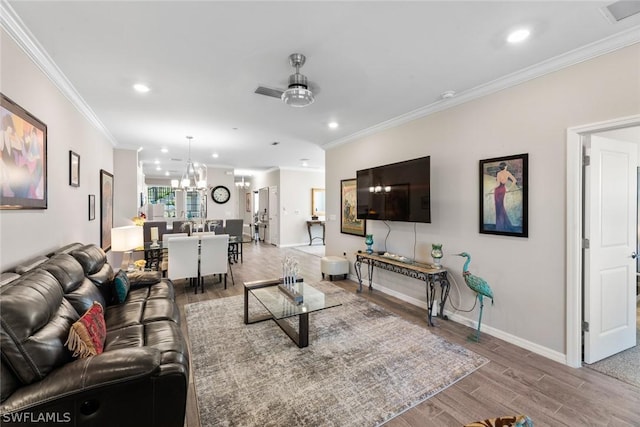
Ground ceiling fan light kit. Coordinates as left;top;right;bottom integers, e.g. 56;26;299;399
257;53;315;107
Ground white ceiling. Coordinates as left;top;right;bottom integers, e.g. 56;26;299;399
5;1;640;180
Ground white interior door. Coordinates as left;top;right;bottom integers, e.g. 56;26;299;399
584;135;637;363
268;185;279;245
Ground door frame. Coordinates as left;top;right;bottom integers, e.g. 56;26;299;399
566;114;640;368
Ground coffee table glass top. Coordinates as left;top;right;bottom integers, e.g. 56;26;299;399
250;282;342;320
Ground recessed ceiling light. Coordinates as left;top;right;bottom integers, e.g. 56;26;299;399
165;171;169;176
161;148;168;153
507;29;530;44
133;83;150;93
441;90;456;99
154;160;160;164
156;166;161;171
212;153;219;158
328;122;339;129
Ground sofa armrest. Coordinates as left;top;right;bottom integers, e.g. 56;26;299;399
126;270;161;289
0;348;161;414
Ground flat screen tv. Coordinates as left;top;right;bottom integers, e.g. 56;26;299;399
356;156;430;223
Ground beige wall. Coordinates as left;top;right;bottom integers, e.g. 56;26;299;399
325;44;640;359
0;30;115;269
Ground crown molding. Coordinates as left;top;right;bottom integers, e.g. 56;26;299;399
0;0;117;146
325;26;640;150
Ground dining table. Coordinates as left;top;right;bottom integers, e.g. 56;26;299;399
137;234;252;271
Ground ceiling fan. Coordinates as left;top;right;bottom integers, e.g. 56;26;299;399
255;53;315;107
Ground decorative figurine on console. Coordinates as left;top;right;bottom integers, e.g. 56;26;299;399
365;234;374;254
456;252;494;342
431;243;443;267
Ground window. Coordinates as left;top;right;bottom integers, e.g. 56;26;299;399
147;186;176;218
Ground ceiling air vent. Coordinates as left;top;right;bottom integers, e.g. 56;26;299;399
602;1;640;22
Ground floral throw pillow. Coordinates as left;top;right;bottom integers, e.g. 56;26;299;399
65;301;106;358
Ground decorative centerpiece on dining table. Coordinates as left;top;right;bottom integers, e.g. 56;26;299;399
278;255;303;304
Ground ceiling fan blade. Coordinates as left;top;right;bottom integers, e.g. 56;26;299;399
254;86;284;99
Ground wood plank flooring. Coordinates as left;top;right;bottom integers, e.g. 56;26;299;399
174;241;640;427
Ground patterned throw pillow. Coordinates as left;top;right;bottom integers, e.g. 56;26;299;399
65;302;106;358
113;269;130;303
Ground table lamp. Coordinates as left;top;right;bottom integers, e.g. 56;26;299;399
111;225;144;272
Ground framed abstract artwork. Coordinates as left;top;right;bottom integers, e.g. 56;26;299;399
0;93;47;209
340;178;366;236
69;150;80;187
100;170;114;251
479;153;528;237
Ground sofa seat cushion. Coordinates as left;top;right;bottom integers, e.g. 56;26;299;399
126;287;150;303
144;321;189;366
142;299;180;324
104;324;144;351
147;281;175;301
105;302;144;330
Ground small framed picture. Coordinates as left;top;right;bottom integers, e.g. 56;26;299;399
479;153;528;237
88;194;95;221
69;151;80;187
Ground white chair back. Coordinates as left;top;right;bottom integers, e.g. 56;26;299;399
167;236;199;281
192;231;215;238
163;232;187;246
199;234;229;278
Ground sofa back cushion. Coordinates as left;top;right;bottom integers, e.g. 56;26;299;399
0;270;79;385
40;253;107;312
70;244;115;303
71;244;106;275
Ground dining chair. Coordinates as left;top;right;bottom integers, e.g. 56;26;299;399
225;219;244;263
167;236;199;290
198;234;233;292
143;221;168;243
206;219;224;234
160;233;188;276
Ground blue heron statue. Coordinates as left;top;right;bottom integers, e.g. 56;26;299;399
457;252;494;342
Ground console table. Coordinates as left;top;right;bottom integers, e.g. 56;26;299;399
354;253;451;326
306;220;325;245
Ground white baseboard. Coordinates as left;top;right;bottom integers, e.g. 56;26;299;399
349;274;567;365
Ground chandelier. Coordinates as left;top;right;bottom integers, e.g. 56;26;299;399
180;136;207;191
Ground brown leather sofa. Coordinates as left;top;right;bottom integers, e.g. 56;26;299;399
0;243;189;427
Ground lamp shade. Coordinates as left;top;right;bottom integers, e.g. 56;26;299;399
111;226;144;252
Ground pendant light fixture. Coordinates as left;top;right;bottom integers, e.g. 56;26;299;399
180;136;207;190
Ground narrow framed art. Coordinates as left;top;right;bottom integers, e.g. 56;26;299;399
69;150;80;187
100;170;114;251
340;178;366;236
479;153;528;237
88;194;95;221
0;93;47;209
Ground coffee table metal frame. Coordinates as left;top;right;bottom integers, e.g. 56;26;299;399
243;278;340;348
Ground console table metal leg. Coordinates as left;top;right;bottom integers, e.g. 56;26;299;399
439;277;451;320
354;258;363;293
425;278;436;326
367;260;374;291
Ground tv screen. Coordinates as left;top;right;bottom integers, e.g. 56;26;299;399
356;156;431;223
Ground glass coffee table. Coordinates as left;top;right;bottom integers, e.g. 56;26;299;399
243;279;342;348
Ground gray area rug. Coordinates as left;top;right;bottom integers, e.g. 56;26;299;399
185;282;488;426
585;305;640;388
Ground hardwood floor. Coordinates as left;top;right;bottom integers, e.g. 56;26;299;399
174;240;640;427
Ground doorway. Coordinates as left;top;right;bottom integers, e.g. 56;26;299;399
566;115;640;368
